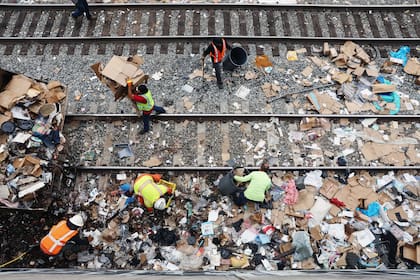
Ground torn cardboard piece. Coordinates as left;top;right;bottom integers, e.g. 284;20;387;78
91;55;149;101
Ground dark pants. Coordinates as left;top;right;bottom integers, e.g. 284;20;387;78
143;105;166;132
72;0;91;18
213;62;223;85
232;190;264;207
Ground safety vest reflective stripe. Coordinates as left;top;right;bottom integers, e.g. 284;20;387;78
47;228;76;253
136;90;154;111
137;178;164;196
210;39;226;63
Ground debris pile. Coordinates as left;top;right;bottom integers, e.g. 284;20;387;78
0;68;67;210
50;169;420;271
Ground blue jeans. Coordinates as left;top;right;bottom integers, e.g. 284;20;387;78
72;0;91;18
143;105;165;132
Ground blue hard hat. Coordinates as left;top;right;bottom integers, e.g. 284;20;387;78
120;183;131;192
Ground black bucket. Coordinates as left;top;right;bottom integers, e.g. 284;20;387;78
223;46;248;71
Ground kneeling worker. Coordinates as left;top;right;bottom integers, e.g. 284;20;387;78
120;173;173;212
40;214;89;257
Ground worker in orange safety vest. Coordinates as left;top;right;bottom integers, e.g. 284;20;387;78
40;214;88;257
202;37;232;89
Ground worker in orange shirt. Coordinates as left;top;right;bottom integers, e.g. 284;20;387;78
39;214;89;260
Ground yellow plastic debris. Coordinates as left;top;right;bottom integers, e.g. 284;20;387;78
286;50;298;61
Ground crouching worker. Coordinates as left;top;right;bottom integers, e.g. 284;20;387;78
218;167;247;197
119;174;174;212
40;214;89;260
232;162;271;207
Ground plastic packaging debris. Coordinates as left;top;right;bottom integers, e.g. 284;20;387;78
357;201;381;217
201;221;214;236
235;85;250;99
304;170;323;188
286;51;298;61
373;76;400;115
182;84;194;93
389;46;410;65
292;231;313;261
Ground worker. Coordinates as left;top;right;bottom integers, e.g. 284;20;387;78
71;0;93;20
126;81;166;134
232;162;272;206
201;37;232;89
40;214;89;257
121;174;173;212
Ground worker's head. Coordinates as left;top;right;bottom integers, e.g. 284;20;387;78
135;84;148;95
154;198;166;210
212;37;223;47
69;214;84;227
260;161;270;173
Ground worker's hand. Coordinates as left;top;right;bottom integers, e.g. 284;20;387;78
110;190;120;196
126;79;133;87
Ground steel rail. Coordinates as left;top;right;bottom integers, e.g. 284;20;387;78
75;166;420;172
1;36;419;45
65;113;420;121
0;3;419;10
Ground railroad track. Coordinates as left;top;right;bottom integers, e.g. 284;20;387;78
63;113;420;171
0;3;419;56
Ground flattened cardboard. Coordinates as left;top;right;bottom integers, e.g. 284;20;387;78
372;83;396;94
309;225;323;241
402;241;420;264
0;90;27;110
293;186;316;211
307;91;342;114
5;74;32;95
386;205;409;222
320;178;339;199
404;58;420;76
91;55;149;100
101;56;145;87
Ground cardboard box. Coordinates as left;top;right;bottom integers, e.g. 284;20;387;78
402;240;420;264
91;55;149;101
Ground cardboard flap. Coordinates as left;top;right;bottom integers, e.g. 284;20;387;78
5;74;32;95
101;56;140;86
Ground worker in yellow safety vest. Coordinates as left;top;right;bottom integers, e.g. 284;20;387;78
40;214;88;256
132;173;172;212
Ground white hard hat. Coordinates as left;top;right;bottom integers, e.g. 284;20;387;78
69;214;84;227
154;198;166;210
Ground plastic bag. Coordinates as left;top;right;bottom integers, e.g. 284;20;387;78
357;201;381;217
373;76;400;115
389;46;410;66
292;231;313;261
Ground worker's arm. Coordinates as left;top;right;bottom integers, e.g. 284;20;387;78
151;174;162;182
127;79;134;99
234;173;253;183
202;45;212;58
127;79;147;103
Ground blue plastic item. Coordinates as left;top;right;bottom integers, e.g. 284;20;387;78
120;183;131;192
374;76;401;115
357;201;381;217
389;46;410;66
6;164;15;175
125;196;136;205
256;234;271;245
